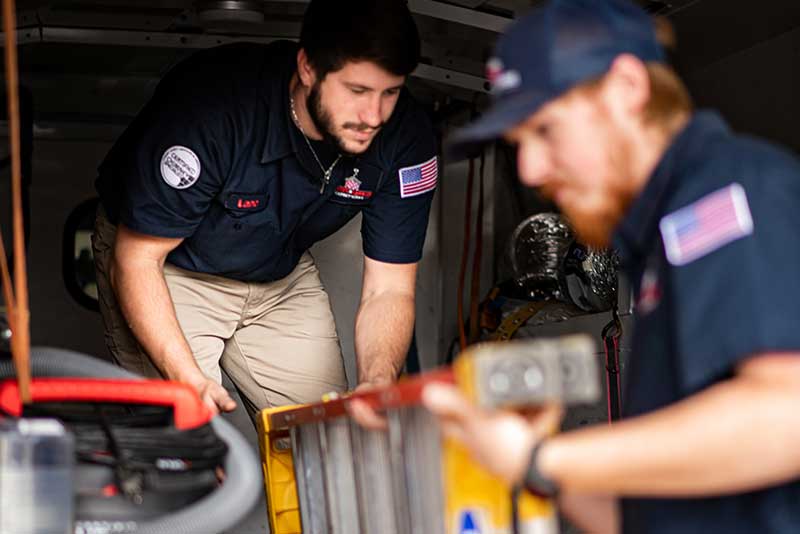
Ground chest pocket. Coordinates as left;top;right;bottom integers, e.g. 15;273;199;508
222;192;276;227
328;161;383;207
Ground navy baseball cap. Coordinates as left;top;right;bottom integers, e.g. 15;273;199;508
447;0;665;159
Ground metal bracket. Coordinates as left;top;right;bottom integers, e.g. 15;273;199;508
267;0;513;32
6;25;491;94
408;0;512;32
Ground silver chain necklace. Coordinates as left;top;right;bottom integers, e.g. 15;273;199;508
290;94;342;193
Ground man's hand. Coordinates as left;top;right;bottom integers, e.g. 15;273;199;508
347;381;389;430
422;382;562;485
187;375;237;416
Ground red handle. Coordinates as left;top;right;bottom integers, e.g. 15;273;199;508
268;367;455;430
0;378;212;430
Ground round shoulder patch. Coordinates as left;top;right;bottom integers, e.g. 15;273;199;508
160;146;201;189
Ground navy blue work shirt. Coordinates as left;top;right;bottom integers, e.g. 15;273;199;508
613;111;800;534
96;41;438;282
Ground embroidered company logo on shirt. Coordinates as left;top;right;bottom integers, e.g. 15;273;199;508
399;156;438;198
637;267;662;314
334;168;373;201
660;183;754;266
160;145;201;189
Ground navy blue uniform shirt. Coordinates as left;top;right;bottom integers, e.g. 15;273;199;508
613;111;800;534
96;41;438;282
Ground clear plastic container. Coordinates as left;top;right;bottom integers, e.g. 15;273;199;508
0;417;75;534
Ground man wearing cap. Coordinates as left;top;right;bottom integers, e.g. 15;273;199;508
424;0;800;532
92;0;438;420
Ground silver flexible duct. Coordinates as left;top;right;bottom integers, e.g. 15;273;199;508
508;212;618;311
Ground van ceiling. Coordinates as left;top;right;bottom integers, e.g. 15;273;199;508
5;0;800;134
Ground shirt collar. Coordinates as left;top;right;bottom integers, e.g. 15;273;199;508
612;110;730;265
259;50;338;184
261;44;301;165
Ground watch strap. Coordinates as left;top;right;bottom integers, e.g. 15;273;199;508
522;440;559;498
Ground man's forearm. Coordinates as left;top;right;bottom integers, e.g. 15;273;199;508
558;493;618;534
113;260;205;385
354;290;415;384
540;369;800;496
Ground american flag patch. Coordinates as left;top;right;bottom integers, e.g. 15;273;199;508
659;183;754;266
399;156;438;198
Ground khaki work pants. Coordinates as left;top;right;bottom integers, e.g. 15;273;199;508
92;207;347;418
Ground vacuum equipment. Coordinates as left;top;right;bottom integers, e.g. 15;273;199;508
0;347;262;534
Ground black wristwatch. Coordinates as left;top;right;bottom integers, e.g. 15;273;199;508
522;440;559;498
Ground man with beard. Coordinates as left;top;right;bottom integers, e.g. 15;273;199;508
424;0;800;533
93;0;437;420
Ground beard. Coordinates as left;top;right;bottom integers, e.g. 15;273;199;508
564;205;622;249
306;82;383;156
548;139;634;250
306;82;348;154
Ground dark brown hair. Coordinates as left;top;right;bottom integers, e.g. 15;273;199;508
299;0;421;79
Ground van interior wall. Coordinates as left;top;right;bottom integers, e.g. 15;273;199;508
1;138;111;360
437;151;497;365
685;25;800;154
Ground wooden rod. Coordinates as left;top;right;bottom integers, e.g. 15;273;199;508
3;0;31;403
0;232;15;328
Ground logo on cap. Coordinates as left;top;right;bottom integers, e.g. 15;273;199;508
486;57;521;94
